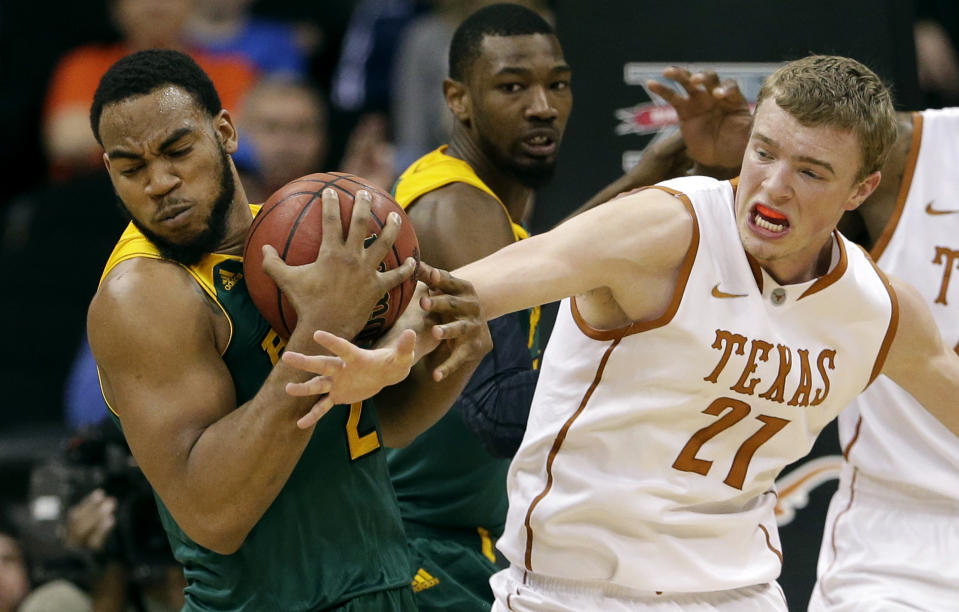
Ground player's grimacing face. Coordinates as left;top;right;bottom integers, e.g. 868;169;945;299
734;100;877;284
100;86;238;253
467;33;572;187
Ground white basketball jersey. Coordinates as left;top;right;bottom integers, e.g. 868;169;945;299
839;108;959;499
497;177;897;593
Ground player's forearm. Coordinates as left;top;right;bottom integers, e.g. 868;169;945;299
166;324;336;554
376;346;483;447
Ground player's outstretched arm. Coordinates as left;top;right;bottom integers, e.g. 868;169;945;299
881;275;959;436
88;190;412;556
455;186;695;323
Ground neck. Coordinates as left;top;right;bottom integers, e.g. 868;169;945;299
446;127;533;223
218;175;253;256
762;235;835;285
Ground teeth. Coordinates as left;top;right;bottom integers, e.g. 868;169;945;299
754;213;786;233
529;135;548;145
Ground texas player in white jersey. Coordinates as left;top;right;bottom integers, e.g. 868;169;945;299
441;56;959;611
808;108;959;611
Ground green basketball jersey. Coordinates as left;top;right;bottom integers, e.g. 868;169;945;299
100;210;412;611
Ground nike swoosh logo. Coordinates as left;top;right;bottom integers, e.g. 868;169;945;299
925;201;959;215
711;283;747;299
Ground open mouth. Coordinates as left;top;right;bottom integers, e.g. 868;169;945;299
752;203;789;234
521;132;558;156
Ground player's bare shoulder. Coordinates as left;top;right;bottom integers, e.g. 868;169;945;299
408;182;510;225
407;182;515;269
90;258;227;362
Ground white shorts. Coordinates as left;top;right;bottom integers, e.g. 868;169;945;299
809;465;959;611
490;565;787;611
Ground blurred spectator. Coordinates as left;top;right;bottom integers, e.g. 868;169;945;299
65;338;111;431
235;77;330;202
42;0;257;181
330;0;419;115
22;424;184;612
0;172;124;430
0;518;30;612
327;0;420;173
184;0;318;77
236;76;395;201
914;0;959;107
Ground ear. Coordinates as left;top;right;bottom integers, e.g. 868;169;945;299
103;152;111;173
214;109;239;154
443;78;472;124
845;170;882;211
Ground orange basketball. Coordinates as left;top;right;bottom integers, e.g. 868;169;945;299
243;172;419;344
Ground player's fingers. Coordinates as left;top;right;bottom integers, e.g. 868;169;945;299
285;376;334;397
311;329;366;361
319;188;345;249
86;509;116;551
430;318;477;341
377;256;416;291
662;65;692;86
281;348;346;374
419;266;475;297
715;78;750;110
345;189;373;248
646;79;683;107
363;211;403;262
690;71;721;91
431;335;489;381
260;244;290;284
296;395;335;429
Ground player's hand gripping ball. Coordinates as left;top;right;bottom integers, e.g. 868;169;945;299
243;172;420;345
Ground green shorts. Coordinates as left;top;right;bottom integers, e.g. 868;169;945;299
331;585;417;611
406;525;500;612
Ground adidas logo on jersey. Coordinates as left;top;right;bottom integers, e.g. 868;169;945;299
219;270;243;291
411;568;440;592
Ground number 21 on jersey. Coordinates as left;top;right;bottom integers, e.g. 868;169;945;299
672;397;790;490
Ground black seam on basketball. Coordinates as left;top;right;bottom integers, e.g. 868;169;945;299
368;210;409;318
276;189;325;336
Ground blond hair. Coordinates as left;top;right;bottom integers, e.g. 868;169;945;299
757;55;898;181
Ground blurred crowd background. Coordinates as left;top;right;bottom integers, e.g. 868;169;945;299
1;0;958;610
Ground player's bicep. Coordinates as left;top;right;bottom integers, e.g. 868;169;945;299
882;276;959;437
88;267;236;495
455;188;692;318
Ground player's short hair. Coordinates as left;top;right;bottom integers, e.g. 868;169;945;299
90;49;222;144
449;3;555;82
757;55;898;181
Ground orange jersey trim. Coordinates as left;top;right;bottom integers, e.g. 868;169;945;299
871;112;923;261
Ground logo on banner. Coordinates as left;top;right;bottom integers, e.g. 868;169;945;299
614;62;781;171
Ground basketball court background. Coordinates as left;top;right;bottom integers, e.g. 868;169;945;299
533;2;920;609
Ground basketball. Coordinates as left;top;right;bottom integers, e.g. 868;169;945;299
243;172;420;344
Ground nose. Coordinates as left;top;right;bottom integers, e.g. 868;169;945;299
144;161;181;199
763;162;793;202
525;86;558;122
